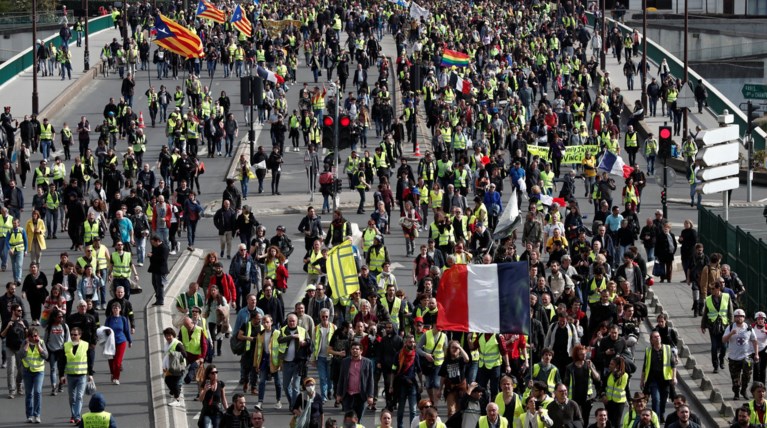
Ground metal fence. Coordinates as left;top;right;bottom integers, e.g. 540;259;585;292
698;207;767;314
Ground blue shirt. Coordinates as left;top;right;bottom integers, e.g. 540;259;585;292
604;214;623;232
105;315;132;345
117;218;133;243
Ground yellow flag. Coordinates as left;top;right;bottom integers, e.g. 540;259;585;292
326;240;359;299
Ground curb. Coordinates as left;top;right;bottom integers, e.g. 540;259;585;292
146;248;205;428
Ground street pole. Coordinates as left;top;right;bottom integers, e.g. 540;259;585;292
663;154;668;219
641;0;647;110
600;0;606;72
32;0;39;115
248;74;255;162
83;0;90;71
682;0;689;139
332;83;339;212
747;101;754;202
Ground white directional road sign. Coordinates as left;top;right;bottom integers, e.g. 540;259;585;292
694;125;740;147
696;177;740;194
696;163;740;181
695;141;740;166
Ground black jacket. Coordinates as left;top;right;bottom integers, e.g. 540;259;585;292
148;242;170;275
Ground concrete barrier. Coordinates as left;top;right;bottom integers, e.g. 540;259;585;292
146;248;205;428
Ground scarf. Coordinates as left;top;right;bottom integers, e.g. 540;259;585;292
398;346;416;375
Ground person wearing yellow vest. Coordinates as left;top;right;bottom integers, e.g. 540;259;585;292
700;283;732;373
365;236;389;277
383;286;405;333
20;327;48;423
108;241;138;299
602;356;630;427
80;392;117;427
0;207;13;271
180;316;208;385
311;307;336;401
417;324;447;405
39;118;56;162
624;125;639;166
237;310;263;394
475;332;509;399
529;348;561;398
60;326;94;424
639;331;680;415
276;313;309;408
33;159;52;190
6;217;27;283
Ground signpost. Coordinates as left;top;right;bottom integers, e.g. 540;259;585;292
695;121;741;220
742;84;767;100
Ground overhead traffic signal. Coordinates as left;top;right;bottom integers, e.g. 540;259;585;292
658;125;673;158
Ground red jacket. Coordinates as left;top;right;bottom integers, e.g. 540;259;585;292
209;273;237;305
275;264;289;292
151;202;172;230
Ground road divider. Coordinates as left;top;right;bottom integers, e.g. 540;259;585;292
146;248;205;428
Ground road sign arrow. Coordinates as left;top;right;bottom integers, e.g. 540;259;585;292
696;177;740;194
696;163;740;181
694;125;740;147
695;141;739;166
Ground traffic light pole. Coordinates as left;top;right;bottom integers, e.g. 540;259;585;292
662;155;668;219
747;101;754;202
331;83;339;212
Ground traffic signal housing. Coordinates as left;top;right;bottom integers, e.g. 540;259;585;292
660;189;667;205
322;115;353;150
658;125;673;158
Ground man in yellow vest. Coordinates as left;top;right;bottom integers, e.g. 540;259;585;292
478;402;509;428
624;125;639;166
108;241;139;299
237;310;263;394
0;206;14;271
7;217;27;284
61;327;93;424
180;316;208;385
417;324;447;405
39;117;56;161
700;282;732;373
276;313;308;408
80;392;117;427
639;331;677;419
476;332;509;398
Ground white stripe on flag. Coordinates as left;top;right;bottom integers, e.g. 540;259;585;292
467;264;500;333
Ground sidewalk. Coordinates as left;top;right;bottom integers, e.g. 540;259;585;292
0;26;120;117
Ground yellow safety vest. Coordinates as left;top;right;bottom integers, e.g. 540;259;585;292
374;153;388;168
588;278;607;304
278;326;307;354
625;132;637;147
94;246;109;271
181;326;203;355
643;345;674;383
46;192;60;210
35;167;51;185
313;323;336;360
9;230;24;252
307;250;322;275
495;392;523;420
22;341;46;372
81;411;112;428
64;341;89;375
478;416;509;428
424;330;447;367
479;334;502;369
429;190;443;210
706;294;730;325
111;251;131;278
532;363;559;393
606;372;629;403
0;215;13;237
387;297;402;326
622;409;659;428
368;247;386;273
40;124;53;140
363;228;377;252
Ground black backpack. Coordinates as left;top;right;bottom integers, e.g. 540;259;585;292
5;320;27;350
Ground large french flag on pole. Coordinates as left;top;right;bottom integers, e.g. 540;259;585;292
437;262;530;334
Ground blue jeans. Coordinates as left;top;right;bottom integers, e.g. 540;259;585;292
187;221;198;246
645;246;655;262
282;360;301;408
647;379;669;418
466;361;479;384
49;349;63;387
317;356;331;400
155;228;170;248
135;236;146;264
67;374;87;420
23;369;44;418
647;155;656;175
41;140;52;160
45;209;58;237
258;358;282;402
202;414;221;428
0;237;7;269
397;382;418;428
241;178;249;197
10;250;23;283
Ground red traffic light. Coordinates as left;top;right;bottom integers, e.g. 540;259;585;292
339;116;351;127
323;117;334;127
659;127;672;140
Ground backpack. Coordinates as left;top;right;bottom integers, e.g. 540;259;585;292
319;172;333;185
230;333;246;355
167;348;186;376
5;320;27;350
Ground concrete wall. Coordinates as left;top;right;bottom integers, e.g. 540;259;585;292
0;29;64;62
644;26;767;61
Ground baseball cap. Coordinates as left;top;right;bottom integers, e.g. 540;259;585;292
276;225;286;231
414;316;424;323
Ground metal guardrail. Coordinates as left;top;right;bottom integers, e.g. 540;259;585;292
586;13;767;150
0;12;73;30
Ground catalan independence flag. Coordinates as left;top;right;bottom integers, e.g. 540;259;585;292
196;0;225;24
152;14;204;58
231;4;252;37
325;240;359;299
441;48;470;67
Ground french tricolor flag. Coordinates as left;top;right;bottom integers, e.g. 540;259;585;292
437;262;530;334
598;151;634;178
256;65;285;85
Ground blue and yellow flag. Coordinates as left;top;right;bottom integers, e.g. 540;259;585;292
326;240;359;299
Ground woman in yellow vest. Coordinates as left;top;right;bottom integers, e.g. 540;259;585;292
21;327;48;423
515;395;553;428
25;210;46;265
602;356;629;427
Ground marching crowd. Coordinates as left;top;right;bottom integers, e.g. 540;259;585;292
0;0;760;427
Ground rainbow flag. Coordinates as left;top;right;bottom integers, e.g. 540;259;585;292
441;49;470;67
196;0;225;24
152;14;204;58
231;4;252;37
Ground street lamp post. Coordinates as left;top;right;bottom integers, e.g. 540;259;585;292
83;0;90;71
600;0;606;72
32;0;40;114
330;83;340;212
682;0;689;138
641;0;647;110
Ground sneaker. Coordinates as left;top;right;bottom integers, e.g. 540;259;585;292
33;416;40;424
51;387;57;396
168;399;182;407
257;401;263;409
27;417;33;423
69;419;75;424
8;393;14;399
1;361;5;368
274;400;282;409
137;263;144;267
113;379;120;385
170;250;177;255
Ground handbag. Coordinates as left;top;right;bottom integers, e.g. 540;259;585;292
290;393;313;428
194;363;206;385
652;262;666;277
85;378;97;395
130;279;143;295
